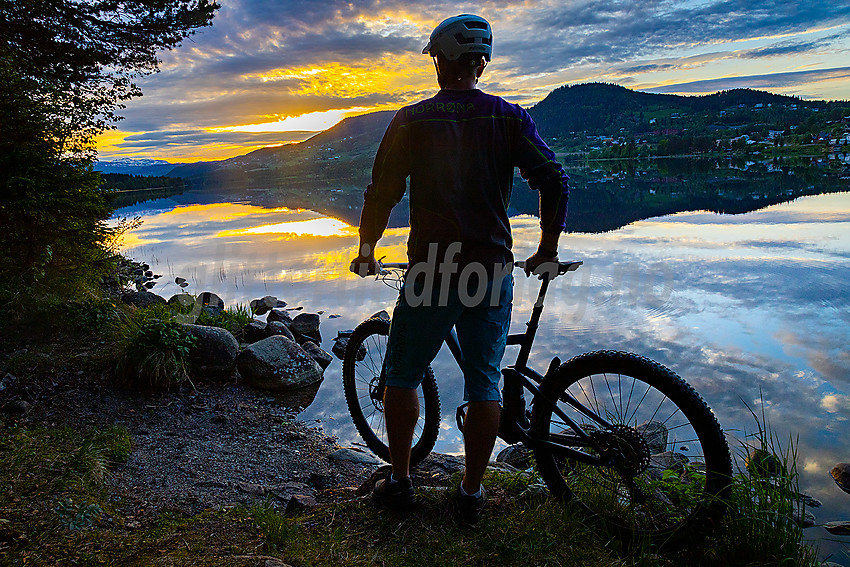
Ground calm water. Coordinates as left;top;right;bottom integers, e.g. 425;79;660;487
115;187;850;561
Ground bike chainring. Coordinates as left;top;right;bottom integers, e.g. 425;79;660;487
592;425;651;478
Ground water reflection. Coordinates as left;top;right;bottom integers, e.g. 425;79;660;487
116;192;850;563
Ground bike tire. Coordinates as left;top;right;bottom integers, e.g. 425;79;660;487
342;317;441;466
530;350;732;548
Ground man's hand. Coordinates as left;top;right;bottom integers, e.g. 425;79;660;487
523;249;559;280
350;242;379;277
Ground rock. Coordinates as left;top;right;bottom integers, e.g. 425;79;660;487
167;293;196;308
267;321;295;341
746;448;782;478
332;330;365;361
121;290;166;308
328;447;382;466
267;309;292;326
798;493;822;508
831;463;850;495
301;341;332;370
496;444;532;469
0;372;16;391
243;320;268;343
649;451;689;473
291;313;321;343
487;461;520;474
197;292;224;317
236;336;323;391
791;501;815;528
181;324;239;378
417;453;465;477
250;296;286;316
824;521;850;535
1;400;30;414
286;494;317;513
638;421;668;454
328;314;341;319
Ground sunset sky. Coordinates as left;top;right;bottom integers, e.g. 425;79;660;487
96;0;850;163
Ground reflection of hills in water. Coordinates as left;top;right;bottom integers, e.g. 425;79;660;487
173;154;848;234
554;157;850;233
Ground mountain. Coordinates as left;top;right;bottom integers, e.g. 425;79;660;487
95;158;186;176
158;83;847;229
526;83;821;140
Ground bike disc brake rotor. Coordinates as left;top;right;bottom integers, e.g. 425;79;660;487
369;375;384;412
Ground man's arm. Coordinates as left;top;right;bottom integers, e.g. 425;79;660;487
350;112;409;276
515;111;569;275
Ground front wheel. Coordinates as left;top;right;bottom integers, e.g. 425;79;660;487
530;350;732;548
342;317;441;466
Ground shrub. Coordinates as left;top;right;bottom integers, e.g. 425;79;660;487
114;314;196;391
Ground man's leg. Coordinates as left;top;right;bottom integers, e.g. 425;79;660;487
455;273;513;495
460;400;501;494
384;385;419;480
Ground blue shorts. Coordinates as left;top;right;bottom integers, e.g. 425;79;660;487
384;273;513;402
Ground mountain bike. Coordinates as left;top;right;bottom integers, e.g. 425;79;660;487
343;260;732;547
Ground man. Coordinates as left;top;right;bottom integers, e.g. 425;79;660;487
350;14;568;522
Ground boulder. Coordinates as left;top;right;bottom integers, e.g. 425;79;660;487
637;421;668;454
197;292;224;317
182;324;239;378
250;295;286;316
1;400;31;415
267;321;296;341
824;521;850;536
332;330;366;361
496;444;533;469
746;449;782;478
167;293;196;309
831;463;850;495
122;290;166;308
328;447;382;466
291;313;321;343
236;335;323;391
243;320;268;343
301;341;333;370
267;308;292;326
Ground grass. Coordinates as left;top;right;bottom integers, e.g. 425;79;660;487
0;413;834;567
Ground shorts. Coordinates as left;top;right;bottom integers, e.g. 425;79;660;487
384;272;513;402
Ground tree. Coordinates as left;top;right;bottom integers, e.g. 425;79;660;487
0;0;218;289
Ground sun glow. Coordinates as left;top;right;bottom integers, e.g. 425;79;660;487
218;217;357;238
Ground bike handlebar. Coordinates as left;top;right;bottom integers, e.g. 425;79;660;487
377;260;583;277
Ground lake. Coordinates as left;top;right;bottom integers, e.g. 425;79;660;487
113;161;850;562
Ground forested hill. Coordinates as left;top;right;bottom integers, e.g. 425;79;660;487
527;83;822;139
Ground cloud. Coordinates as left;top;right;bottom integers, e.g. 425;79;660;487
642;66;850;95
100;0;850;159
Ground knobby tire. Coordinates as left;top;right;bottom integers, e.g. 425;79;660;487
342;317;441;466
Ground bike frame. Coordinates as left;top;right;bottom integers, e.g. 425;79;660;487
442;262;617;466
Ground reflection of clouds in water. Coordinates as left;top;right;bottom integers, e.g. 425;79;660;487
116;195;850;532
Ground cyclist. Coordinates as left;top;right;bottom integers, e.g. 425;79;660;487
349;13;569;522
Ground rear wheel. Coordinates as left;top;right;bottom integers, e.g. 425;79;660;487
530;350;732;548
342;317;441;466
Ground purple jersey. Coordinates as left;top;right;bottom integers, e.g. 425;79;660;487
360;88;568;269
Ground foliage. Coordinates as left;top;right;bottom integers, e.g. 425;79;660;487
55;498;104;531
696;406;820;566
100;173;187;191
194;303;253;340
0;0;217;293
114;311;197;390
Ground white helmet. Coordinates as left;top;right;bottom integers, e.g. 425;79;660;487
422;14;492;61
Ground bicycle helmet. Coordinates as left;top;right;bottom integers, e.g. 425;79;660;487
422;14;492;61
